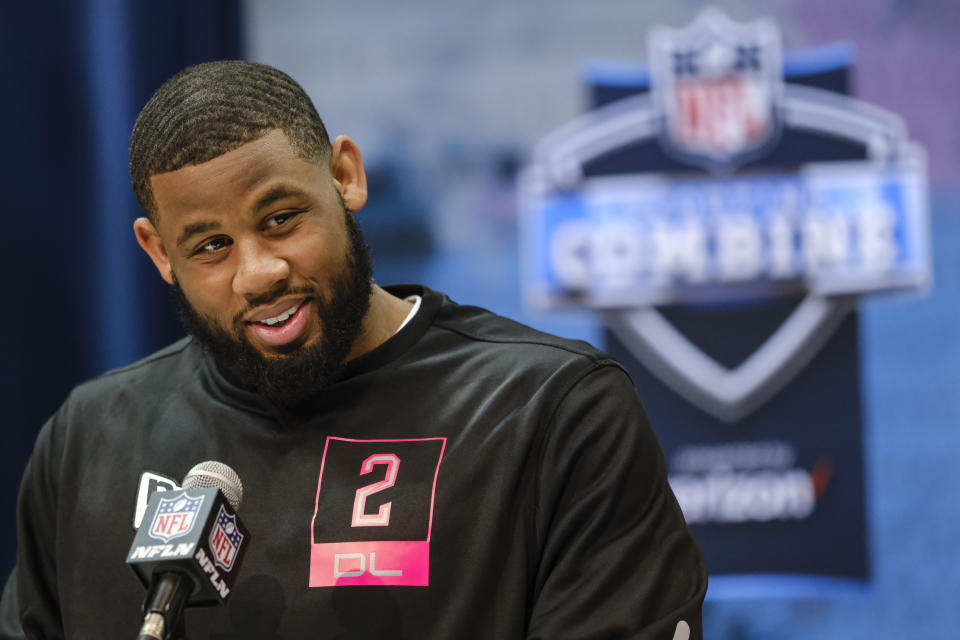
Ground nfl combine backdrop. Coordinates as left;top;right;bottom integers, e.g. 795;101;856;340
519;9;928;596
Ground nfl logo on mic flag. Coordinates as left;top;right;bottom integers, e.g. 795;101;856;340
210;505;244;571
149;494;204;543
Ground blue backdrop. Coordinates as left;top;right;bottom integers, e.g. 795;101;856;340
2;3;959;638
0;0;242;577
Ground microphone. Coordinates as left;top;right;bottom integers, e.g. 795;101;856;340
126;461;251;640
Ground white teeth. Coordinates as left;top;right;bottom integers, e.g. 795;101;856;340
261;304;300;326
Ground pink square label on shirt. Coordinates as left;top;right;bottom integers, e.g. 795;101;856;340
309;437;446;588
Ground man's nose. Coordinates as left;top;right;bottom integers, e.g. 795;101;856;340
232;238;290;300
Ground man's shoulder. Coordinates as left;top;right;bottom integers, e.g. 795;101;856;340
69;336;200;402
429;290;616;372
37;337;206;447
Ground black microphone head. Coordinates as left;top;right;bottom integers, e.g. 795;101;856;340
181;461;243;511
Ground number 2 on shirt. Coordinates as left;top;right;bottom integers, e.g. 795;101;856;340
351;453;400;527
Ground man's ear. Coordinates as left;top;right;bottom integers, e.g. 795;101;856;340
133;217;174;285
330;135;367;211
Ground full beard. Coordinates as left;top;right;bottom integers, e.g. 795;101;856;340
173;209;374;408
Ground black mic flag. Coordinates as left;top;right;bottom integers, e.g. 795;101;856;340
126;461;251;640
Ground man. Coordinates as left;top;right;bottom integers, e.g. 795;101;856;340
4;61;706;639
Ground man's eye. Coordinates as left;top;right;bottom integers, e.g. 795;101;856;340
265;211;299;229
195;237;232;254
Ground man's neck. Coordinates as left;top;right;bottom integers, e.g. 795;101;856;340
346;284;417;361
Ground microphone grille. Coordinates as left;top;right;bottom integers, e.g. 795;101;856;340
182;461;243;511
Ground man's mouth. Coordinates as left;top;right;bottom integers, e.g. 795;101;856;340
256;303;301;327
246;300;312;347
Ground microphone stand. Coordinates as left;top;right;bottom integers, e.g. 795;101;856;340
135;572;191;640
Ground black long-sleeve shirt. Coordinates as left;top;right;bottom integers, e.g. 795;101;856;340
8;285;706;639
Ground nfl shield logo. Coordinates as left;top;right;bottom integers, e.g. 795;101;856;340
649;9;783;172
209;505;244;572
148;493;204;543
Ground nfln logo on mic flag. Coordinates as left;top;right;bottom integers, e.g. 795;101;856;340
209;505;245;572
148;493;204;543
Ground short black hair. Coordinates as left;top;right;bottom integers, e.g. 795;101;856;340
130;60;332;222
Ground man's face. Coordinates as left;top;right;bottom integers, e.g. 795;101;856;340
136;129;373;405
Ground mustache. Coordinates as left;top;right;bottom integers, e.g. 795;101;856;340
230;285;319;326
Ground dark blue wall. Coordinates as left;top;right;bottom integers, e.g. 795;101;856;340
0;0;243;577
